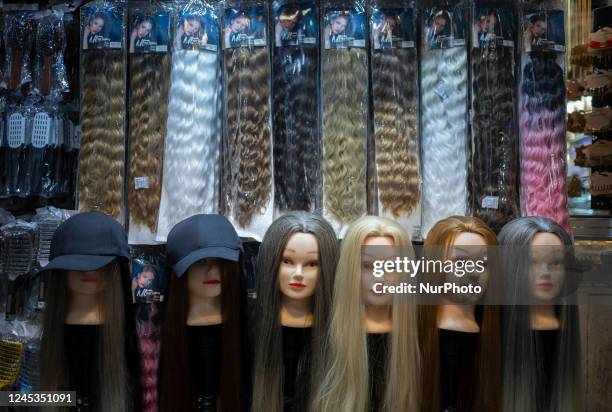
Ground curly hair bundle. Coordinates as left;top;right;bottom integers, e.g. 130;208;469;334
223;46;272;228
128;53;171;233
321;48;368;224
79;50;126;220
371;48;420;218
272;46;320;212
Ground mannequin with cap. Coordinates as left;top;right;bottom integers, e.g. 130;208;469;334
38;211;137;412
160;214;244;412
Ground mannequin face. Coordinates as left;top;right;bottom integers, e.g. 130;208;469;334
446;232;489;304
278;232;319;300
67;269;107;295
529;233;564;303
362;235;395;306
187;259;223;299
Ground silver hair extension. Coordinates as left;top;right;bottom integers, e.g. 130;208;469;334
156;50;220;241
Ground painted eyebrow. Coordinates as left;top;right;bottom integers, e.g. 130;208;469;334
284;248;319;255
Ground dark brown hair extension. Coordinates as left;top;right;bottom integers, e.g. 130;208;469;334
371;47;420;217
223;47;272;227
470;44;519;232
272;47;320;211
79;50;125;220
159;262;242;412
128;53;171;231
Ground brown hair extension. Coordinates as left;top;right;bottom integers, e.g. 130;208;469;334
223;47;272;227
419;216;501;412
79;50;126;220
128;53;171;231
160;261;242;412
321;48;368;223
371;48;420;217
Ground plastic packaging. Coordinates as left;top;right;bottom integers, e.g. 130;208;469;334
420;1;469;238
33;11;69;99
3;106;32;197
156;0;223;242
2;11;35;92
59;115;79;196
321;0;368;234
271;0;321;213
0;221;38;281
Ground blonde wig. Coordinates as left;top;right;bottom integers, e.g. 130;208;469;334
128;53;171;232
223;47;272;227
156;50;221;240
371;48;420;217
321;48;368;224
312;216;420;412
79;50;126;220
420;44;468;236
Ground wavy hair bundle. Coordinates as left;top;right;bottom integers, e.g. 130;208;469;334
128;53;171;233
79;50;126;220
519;54;570;234
420;45;468;236
470;44;519;231
371;48;420;217
321;48;368;224
156;50;221;240
272;47;320;212
223;47;272;227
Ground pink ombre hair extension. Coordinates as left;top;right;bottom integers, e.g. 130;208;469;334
136;304;161;412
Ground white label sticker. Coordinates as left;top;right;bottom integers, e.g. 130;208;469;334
434;79;449;100
253;38;267;47
109;41;122;49
481;196;499;209
155;45;168;53
452;38;466;47
352;39;366;48
400;40;415;48
134;176;150;189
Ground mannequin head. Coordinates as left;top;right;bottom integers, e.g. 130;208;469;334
186;258;223;300
277;232;320;302
67;268;108;296
529;232;565;303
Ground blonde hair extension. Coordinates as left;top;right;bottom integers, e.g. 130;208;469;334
312;216;420;412
156;50;221;241
321;48;368;224
79;50;126;220
371;48;420;217
128;53;171;232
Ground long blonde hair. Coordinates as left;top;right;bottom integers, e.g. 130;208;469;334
312;216;420;412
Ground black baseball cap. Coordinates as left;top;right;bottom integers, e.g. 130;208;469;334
166;214;242;278
39;211;129;273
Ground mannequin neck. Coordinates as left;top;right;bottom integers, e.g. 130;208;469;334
65;292;104;325
365;304;392;334
187;294;222;326
437;304;480;333
530;304;560;330
280;295;313;328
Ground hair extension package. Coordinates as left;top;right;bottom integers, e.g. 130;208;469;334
127;3;172;245
2;9;35;93
518;1;570;234
420;0;469;238
469;0;519;232
321;0;369;236
222;0;274;240
156;0;223;242
370;0;422;240
33;10;70;100
271;0;322;215
78;1;127;222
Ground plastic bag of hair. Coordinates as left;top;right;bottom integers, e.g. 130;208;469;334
127;2;172;244
369;0;422;239
33;11;70;100
469;1;519;232
221;0;274;239
2;11;35;93
78;1;127;222
156;0;223;242
271;0;321;214
518;1;570;234
320;0;369;235
3;105;33;197
420;0;469;238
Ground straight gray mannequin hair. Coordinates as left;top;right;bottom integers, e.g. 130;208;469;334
252;212;339;412
497;216;581;412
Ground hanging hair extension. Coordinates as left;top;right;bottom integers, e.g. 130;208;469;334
497;216;581;412
78;50;125;220
519;54;570;234
272;46;320;212
135;304;161;412
252;212;338;412
419;216;501;412
321;48;368;224
371;47;420;217
312;216;420;412
156;50;220;241
128;53;171;232
223;46;272;227
420;41;468;237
